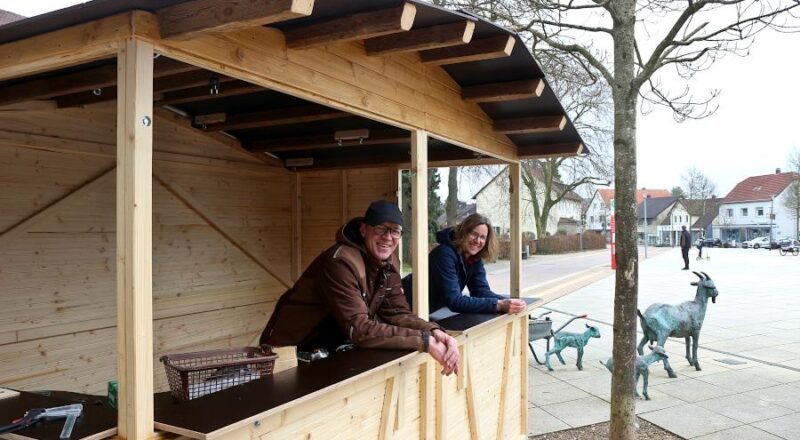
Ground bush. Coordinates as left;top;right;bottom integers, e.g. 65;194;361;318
496;231;605;257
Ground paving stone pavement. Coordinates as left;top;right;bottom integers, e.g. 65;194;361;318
524;247;800;439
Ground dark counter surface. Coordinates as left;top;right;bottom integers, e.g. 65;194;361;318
154;348;414;437
0;390;116;440
436;297;539;332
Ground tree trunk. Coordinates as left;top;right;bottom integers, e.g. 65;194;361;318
446;167;458;226
609;0;639;438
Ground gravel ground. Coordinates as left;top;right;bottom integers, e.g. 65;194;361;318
529;419;684;440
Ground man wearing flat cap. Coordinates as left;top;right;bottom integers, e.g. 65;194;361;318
261;200;460;375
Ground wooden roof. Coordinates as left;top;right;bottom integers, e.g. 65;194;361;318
0;0;588;170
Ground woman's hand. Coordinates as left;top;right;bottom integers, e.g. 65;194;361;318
497;299;527;314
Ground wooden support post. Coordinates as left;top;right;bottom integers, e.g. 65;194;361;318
509;163;522;298
397;169;404;276
410;130;428;319
116;38;154;440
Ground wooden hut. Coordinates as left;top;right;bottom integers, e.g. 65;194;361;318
0;1;586;439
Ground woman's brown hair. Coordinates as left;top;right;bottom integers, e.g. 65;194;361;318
452;213;498;262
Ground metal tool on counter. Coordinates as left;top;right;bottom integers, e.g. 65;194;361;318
0;403;83;440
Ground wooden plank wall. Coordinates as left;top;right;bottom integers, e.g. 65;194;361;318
212;315;528;440
0;104;292;394
298;168;398;270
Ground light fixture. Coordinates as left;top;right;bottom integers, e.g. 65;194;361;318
334;129;369;146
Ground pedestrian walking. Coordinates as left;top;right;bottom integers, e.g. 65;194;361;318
680;225;691;270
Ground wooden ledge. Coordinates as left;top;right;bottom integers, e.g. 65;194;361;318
436;297;539;335
154;349;421;439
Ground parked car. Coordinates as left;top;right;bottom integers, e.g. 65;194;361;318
742;237;771;249
769;236;791;250
700;238;722;247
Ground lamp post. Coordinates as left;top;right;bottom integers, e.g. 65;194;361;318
770;195;775;245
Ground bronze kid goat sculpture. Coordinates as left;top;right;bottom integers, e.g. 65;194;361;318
545;323;601;371
637;271;718;378
602;345;669;400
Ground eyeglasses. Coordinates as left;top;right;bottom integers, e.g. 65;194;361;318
372;225;403;239
468;231;487;242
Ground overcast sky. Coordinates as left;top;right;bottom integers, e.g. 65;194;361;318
3;0;798;201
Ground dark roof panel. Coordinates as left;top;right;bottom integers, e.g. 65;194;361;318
0;0;588;160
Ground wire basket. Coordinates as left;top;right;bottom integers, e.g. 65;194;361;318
160;345;278;401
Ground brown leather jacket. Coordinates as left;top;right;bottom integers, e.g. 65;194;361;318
261;218;440;352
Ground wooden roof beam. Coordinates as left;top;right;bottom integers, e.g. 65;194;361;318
364;20;475;56
419;35;515;65
158;0;315;40
285;3;417;49
248;128;409;152
0;58;196;106
56;70;236;108
494;115;566;134
197;105;349;131
518;142;584;159
156;80;265;106
284;148;500;170
461;78;545;103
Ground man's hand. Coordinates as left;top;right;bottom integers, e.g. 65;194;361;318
429;329;460;375
497;299;527;314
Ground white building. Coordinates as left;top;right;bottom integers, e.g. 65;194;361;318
585;188;671;239
474;167;583;237
713;170;800;243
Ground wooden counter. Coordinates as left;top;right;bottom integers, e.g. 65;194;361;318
154;297;540;440
0;390;116;440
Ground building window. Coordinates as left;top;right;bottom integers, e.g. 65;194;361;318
757;207;764;216
590;216;595;223
741;208;748;217
727;208;733;217
599;215;605;223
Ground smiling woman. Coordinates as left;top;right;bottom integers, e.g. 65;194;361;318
404;213;527;316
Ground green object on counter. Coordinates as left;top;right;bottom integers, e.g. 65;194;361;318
107;380;118;409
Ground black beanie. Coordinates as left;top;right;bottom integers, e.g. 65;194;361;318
364;200;403;227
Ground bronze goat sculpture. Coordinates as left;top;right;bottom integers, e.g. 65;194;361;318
545;323;601;371
637;271;718;378
602;345;669;400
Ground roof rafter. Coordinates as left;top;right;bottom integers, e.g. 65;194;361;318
156;80;265;106
282;147;497;170
517;142;583;159
56;70;237;108
247;128;409;153
493;115;566;134
197;105;349;131
461;78;545;103
284;3;417;49
364;20;475;56
419;35;515;65
158;0;315;40
0;58;196;106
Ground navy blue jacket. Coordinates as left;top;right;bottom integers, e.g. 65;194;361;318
403;228;505;314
